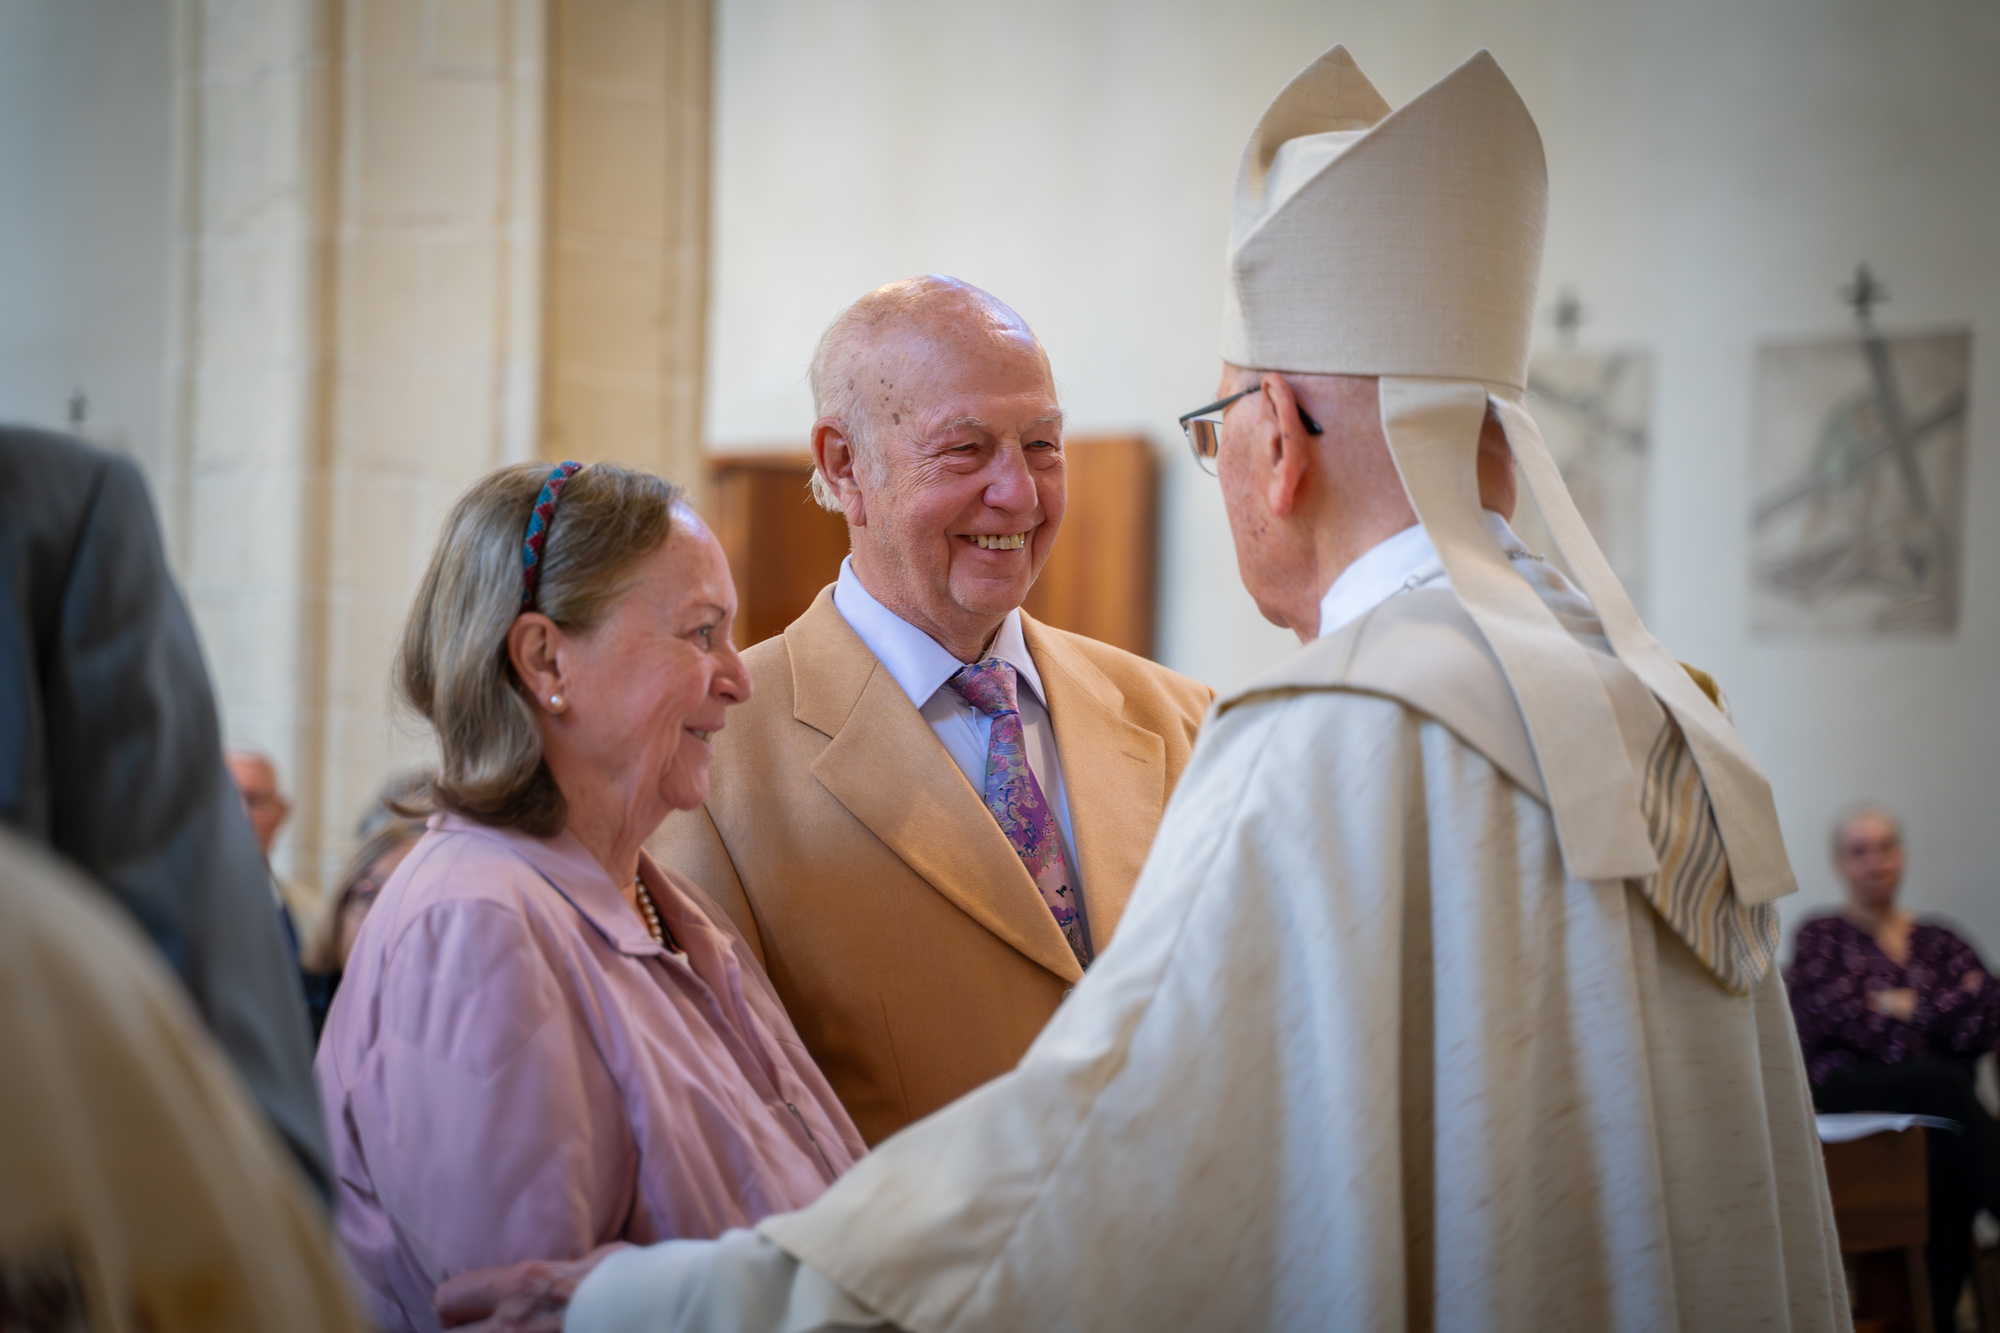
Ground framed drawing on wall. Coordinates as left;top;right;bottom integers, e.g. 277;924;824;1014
1749;328;1971;636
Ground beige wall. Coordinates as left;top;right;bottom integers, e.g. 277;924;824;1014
705;0;2000;953
0;0;173;476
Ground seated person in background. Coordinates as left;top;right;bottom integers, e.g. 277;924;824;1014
1788;803;2000;1326
0;826;365;1332
651;274;1212;1146
299;814;426;1041
316;461;863;1332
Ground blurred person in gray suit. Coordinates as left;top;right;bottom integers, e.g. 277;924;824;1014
0;423;330;1196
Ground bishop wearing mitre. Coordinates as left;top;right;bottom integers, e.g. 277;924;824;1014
444;46;1849;1333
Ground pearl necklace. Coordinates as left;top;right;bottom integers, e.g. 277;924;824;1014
632;876;677;953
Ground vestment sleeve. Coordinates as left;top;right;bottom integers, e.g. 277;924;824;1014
1785;920;1914;1073
354;899;627;1280
566;1230;892;1333
39;452;328;1193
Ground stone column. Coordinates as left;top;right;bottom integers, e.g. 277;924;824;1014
165;0;337;884
540;0;711;499
167;0;710;896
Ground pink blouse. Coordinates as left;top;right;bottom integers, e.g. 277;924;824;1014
315;813;864;1332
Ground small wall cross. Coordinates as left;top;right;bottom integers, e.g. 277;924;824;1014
1840;264;1887;330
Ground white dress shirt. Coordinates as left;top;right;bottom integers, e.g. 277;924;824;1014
1317;511;1596;640
832;558;1083;899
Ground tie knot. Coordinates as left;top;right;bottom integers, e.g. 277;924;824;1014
949;658;1019;718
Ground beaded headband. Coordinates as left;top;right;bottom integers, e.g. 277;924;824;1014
520;460;583;609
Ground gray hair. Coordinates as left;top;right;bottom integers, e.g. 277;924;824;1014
805;274;1039;511
1830;802;1902;857
395;462;685;837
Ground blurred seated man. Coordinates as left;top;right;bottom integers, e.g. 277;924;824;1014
650;275;1212;1143
0;424;329;1194
0;826;364;1332
1789;803;2000;1325
225;748;321;943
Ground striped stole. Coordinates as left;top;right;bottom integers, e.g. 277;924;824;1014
1636;713;1780;994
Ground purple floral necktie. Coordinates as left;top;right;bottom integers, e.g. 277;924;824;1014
948;659;1091;968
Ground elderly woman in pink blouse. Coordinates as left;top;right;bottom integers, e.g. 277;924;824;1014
315;462;863;1333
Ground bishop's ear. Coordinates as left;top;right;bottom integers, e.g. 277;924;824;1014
1260;374;1315;519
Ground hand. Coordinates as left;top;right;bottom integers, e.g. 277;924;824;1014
1964;969;1988;994
1869;987;1919;1021
435;1244;627;1331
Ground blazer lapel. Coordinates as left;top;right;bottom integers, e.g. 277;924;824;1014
1023;614;1166;949
787;590;1084;984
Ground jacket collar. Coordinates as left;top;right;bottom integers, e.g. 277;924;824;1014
785;590;1085;982
1018;615;1164;948
830;557;1049;712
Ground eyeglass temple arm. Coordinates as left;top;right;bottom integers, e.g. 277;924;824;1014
1178;383;1322;435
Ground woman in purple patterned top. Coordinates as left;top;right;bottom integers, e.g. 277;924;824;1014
1785;805;2000;1326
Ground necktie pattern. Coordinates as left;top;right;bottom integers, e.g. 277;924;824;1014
949;659;1091;968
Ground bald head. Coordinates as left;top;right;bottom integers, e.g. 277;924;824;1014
806;275;1066;662
224;749;290;856
807;275;1049;510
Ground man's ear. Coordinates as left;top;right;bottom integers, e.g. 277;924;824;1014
811;417;869;527
1260;374;1315;519
506;613;564;714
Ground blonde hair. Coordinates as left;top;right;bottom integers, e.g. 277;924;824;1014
396;462;685;836
300;816;428;974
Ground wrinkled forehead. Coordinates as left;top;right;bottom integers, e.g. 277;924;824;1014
864;311;1055;420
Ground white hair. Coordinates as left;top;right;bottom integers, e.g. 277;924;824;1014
805;274;1038;512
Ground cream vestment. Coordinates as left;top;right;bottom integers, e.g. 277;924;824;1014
565;558;1848;1333
563;44;1848;1331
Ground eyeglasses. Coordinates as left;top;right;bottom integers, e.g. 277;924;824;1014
1177;383;1323;475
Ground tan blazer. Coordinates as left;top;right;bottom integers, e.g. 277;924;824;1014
650;587;1211;1144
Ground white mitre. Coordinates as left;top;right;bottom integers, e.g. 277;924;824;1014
1224;46;1795;904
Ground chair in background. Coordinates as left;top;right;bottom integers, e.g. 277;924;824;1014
1823;1126;1933;1333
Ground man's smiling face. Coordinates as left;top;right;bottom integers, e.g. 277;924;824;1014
845;311;1066;658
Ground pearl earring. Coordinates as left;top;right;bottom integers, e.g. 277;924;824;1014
549;693;565;711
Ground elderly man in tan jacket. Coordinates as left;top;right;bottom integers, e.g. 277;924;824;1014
651;275;1211;1145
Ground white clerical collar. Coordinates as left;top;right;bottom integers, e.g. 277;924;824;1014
833;558;1047;709
1317;511;1579;639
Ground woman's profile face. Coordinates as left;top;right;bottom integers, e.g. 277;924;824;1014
1835;814;1905;912
549;515;751;818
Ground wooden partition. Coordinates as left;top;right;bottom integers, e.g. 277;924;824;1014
707;436;1159;657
